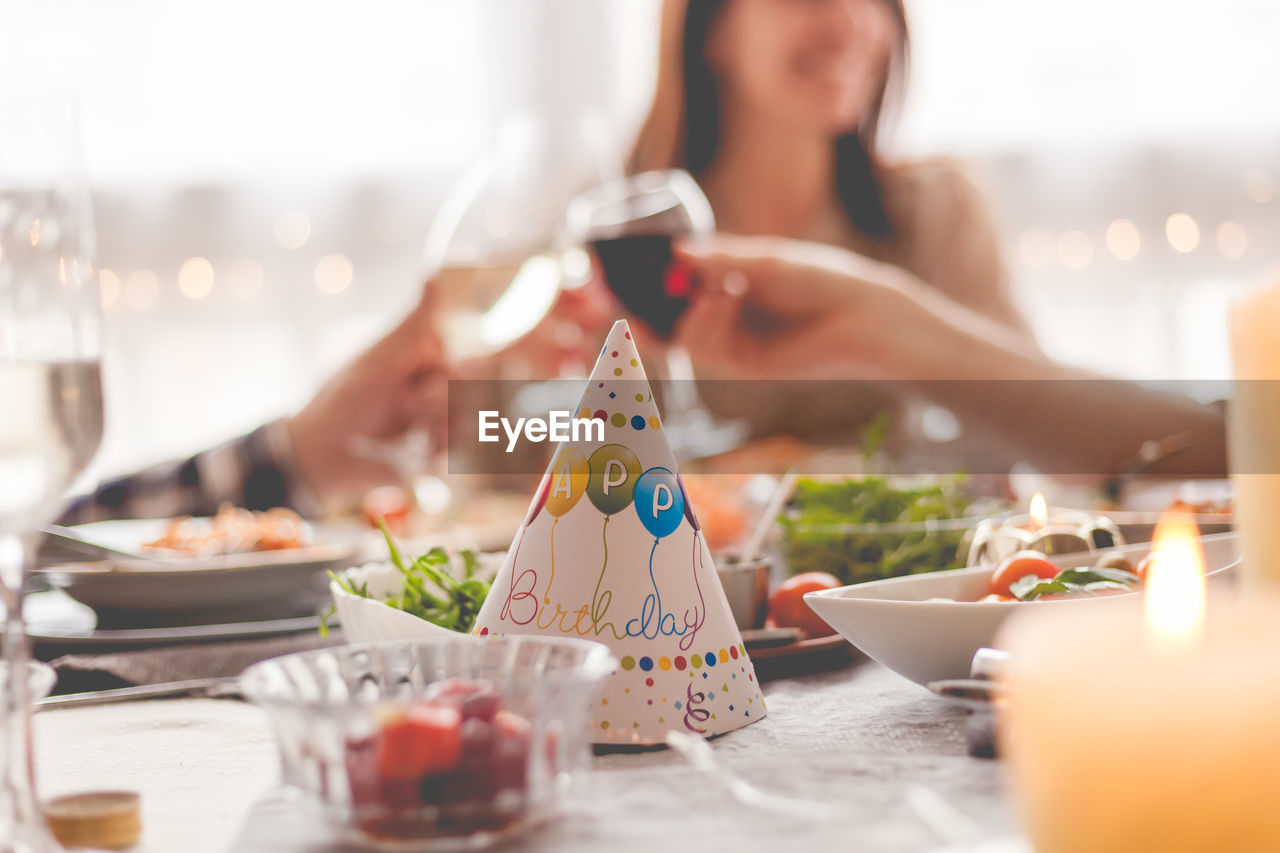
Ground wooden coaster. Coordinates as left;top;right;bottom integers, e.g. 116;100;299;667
45;791;141;850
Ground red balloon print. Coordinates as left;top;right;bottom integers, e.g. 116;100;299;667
677;474;700;532
523;471;552;528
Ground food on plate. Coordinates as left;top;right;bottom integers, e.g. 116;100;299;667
1167;497;1232;517
767;571;840;638
981;550;1143;602
326;524;491;634
345;677;534;839
678;474;750;552
361;485;412;534
142;504;309;555
780;475;1003;585
986;552;1059;598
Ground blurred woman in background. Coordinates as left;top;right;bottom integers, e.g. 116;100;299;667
627;0;1030;445
621;0;1224;481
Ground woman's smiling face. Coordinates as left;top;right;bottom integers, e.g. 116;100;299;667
707;0;898;136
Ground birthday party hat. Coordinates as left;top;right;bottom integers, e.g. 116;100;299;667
472;320;765;744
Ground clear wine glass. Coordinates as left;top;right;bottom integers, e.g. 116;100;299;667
370;114;622;504
565;169;748;459
0;94;104;853
423;113;620;362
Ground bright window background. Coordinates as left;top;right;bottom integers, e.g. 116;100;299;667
2;0;1276;486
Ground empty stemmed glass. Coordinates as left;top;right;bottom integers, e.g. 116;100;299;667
0;95;104;853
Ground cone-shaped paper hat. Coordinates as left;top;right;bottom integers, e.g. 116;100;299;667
472;320;765;744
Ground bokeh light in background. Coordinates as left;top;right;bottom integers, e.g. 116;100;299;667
178;257;215;300
1105;220;1141;261
1244;169;1273;204
314;254;354;295
1;0;1275;485
273;211;312;251
1165;214;1201;254
1056;230;1094;270
1216;221;1247;260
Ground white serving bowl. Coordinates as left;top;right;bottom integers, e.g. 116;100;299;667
804;533;1239;687
329;562;460;644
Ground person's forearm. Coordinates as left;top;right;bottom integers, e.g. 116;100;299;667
893;299;1227;481
59;420;323;525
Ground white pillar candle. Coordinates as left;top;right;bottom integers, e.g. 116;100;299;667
1229;285;1280;589
1000;515;1280;851
1001;597;1280;852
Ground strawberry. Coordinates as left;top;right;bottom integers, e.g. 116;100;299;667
376;704;463;781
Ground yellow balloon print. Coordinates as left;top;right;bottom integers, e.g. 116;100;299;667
545;448;589;518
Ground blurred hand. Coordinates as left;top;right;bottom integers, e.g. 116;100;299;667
448;255;688;381
286;284;447;503
671;235;1015;381
454;282;614;380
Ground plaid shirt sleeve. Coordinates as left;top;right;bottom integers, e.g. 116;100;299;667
58;418;324;524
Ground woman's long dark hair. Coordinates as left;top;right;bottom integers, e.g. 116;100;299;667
632;0;909;240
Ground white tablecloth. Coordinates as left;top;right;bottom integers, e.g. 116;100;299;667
35;662;1018;852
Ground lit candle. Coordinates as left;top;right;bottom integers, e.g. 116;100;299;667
1028;493;1049;531
1229;284;1280;589
1142;509;1205;653
967;494;1116;566
1023;494;1092;554
999;511;1280;852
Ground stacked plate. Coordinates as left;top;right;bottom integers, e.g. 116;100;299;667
31;519;364;651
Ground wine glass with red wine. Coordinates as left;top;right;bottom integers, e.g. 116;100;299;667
566;170;747;458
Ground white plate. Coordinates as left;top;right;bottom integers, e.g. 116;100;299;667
804;533;1239;687
36;519;361;624
31;614;330;650
21;588;332;651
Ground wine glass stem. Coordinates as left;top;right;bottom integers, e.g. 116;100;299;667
0;534;46;847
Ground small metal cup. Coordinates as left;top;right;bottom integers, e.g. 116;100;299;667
715;554;771;630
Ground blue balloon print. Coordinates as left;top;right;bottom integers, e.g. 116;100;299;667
633;466;684;540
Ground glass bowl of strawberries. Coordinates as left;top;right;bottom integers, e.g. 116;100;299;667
241;636;615;850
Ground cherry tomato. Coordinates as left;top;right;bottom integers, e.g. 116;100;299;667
376;704;463;781
768;572;841;639
988;551;1059;598
362;485;411;533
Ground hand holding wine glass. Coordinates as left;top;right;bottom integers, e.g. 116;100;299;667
565;170;747;458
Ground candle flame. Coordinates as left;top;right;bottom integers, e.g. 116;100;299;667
1144;508;1206;650
1029;494;1049;530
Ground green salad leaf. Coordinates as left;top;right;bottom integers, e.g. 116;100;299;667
321;521;491;636
1009;575;1069;601
779;474;1000;585
1053;567;1142;588
1009;566;1142;601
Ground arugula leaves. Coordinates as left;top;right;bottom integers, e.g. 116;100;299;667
1009;575;1069;601
780;474;992;585
1009;566;1142;601
1053;567;1142;587
321;522;491;636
